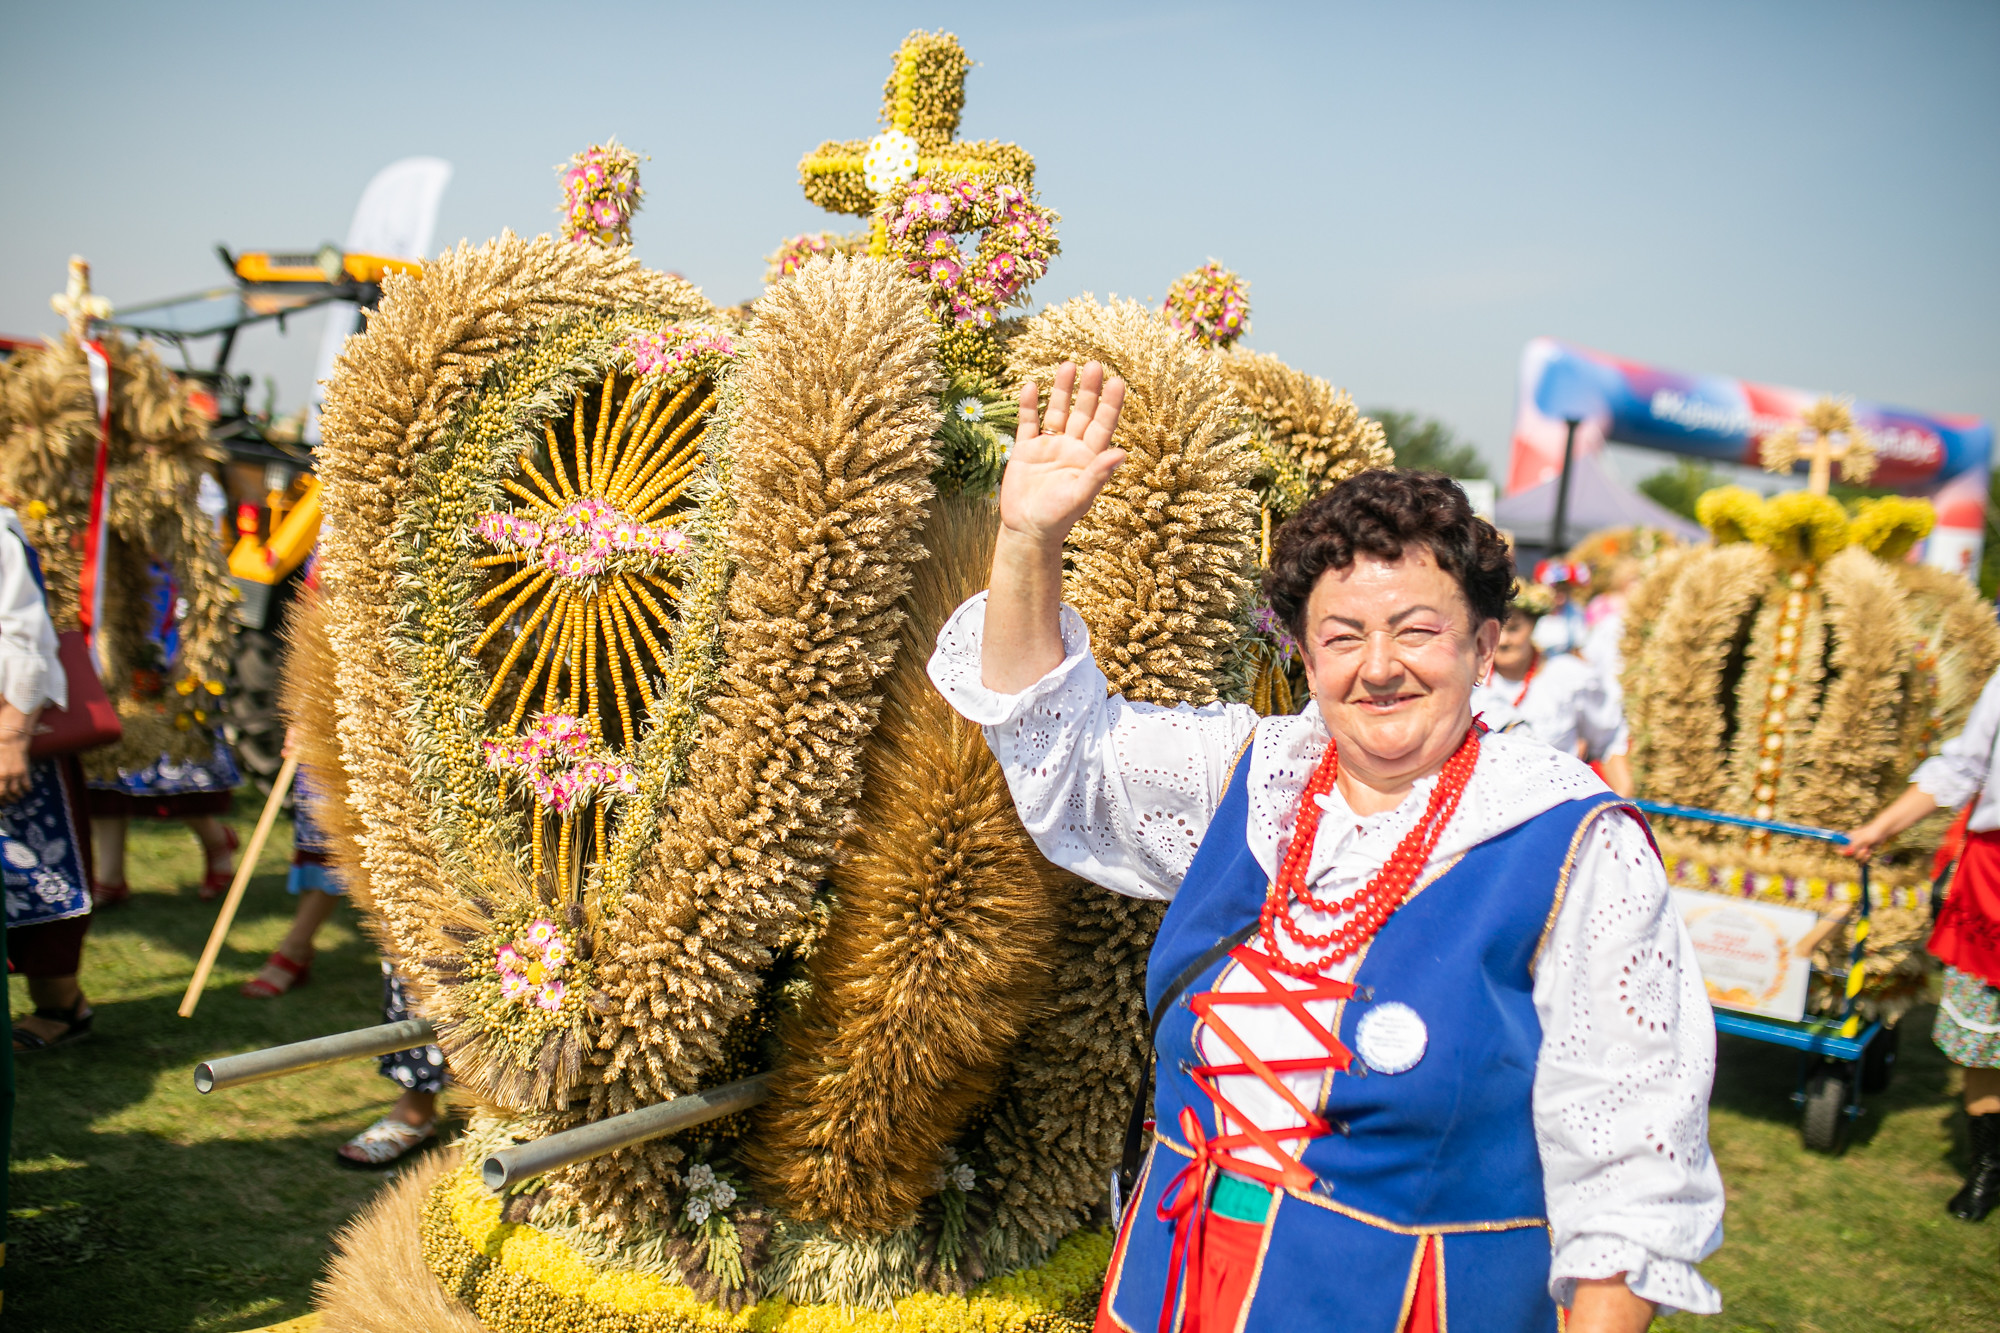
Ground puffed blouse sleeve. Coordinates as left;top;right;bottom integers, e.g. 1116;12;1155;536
927;591;1259;901
1533;806;1725;1315
1911;668;2000;810
0;511;64;715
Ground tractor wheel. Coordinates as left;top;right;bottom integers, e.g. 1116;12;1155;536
1801;1067;1850;1154
226;626;286;800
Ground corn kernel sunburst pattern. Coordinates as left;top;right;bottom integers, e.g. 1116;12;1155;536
469;368;716;874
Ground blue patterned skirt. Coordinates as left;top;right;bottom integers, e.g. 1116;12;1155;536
89;737;241;798
2;758;91;928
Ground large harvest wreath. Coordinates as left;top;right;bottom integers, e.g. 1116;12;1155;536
0;328;233;777
1623;486;1999;1014
305;38;1390;1332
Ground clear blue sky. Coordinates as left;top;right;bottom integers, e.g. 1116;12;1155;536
4;0;1995;478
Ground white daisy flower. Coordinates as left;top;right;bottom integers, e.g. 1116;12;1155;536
864;130;921;194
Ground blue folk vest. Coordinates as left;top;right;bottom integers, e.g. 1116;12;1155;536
1100;745;1628;1332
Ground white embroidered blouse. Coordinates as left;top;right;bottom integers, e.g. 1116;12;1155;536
929;594;1724;1314
0;509;64;718
1471;651;1629;760
1912;667;2000;832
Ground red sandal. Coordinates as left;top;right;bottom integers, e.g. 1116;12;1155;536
240;949;311;998
198;826;241;901
90;880;131;908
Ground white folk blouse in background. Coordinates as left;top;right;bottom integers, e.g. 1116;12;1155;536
1472;651;1629;760
0;508;65;717
1913;667;2000;832
929;593;1724;1314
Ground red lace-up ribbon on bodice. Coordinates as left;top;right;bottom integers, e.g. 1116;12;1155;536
1154;944;1357;1332
1152;721;1483;1333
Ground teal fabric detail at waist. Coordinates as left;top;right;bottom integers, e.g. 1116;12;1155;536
1211;1171;1272;1223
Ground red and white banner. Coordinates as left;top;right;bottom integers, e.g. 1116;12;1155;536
77;339;112;671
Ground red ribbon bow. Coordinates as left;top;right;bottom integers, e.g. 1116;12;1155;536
1155;1106;1219;1333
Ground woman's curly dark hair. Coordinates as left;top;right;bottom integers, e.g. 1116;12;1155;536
1262;469;1514;639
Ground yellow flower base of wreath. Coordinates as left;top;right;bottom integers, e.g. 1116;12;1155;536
422;1166;1107;1333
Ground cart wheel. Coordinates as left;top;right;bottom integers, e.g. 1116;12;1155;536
1861;1023;1900;1095
1802;1067;1850;1153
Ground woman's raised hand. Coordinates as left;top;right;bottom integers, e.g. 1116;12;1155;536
999;360;1127;547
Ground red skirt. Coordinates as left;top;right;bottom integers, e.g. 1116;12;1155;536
1932;828;2000;989
1094;1213;1442;1332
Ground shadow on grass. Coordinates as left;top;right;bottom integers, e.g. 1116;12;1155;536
8;841;440;1333
1706;1006;1963;1159
8;1124;430;1333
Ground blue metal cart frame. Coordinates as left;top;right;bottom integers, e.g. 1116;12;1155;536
1634;800;1895;1152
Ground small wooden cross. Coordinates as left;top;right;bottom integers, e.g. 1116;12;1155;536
797;30;1034;228
49;256;110;343
1761;397;1877;494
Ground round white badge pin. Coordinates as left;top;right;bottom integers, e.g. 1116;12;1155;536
1354;1002;1428;1075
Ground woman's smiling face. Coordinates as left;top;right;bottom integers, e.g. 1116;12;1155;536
1297;545;1499;797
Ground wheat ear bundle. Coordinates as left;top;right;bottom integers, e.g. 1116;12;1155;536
315;233;707;983
748;496;1068;1234
559;255;942;1235
1621;542;1771;816
0;333;233;774
316;1150;484;1333
971;296;1257;1267
1217;346;1391;504
278;587;373;908
1894;561;2000;764
1614;541;1694;754
1785;546;1912;833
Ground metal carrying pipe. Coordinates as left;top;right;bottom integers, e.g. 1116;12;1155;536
194;1019;437;1094
481;1073;770;1191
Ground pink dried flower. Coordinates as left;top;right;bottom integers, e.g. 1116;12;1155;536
876;171;1060;328
1163;261;1252;349
558;139;644;247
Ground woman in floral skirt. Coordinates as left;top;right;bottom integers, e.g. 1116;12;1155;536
1848;666;2000;1222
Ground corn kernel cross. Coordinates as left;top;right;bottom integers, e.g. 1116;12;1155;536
796;30;1034;236
1761;397;1878;495
49;256;110;343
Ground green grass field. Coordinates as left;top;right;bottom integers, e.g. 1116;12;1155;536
5;803;1998;1331
4;805;443;1332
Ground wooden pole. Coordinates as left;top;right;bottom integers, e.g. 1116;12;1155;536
178;753;298;1018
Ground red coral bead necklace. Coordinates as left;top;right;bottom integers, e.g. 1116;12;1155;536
1257;719;1483;980
1508;649;1540;708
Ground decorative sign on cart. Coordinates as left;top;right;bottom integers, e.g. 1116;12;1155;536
1670;890;1823;1022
